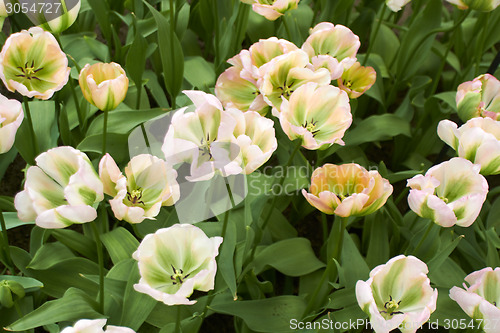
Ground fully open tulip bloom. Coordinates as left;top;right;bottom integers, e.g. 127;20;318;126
0;94;23;154
338;62;377;99
240;0;299;21
79;62;129;111
162;91;243;181
258;49;331;114
302;163;392;217
0;27;70;100
356;255;438;333
407;157;488;228
386;0;412;11
14;147;103;229
450;267;500;332
446;0;499;11
99;154;180;224
61;319;135;333
456;74;500;122
133;224;223;305
26;0;81;34
279;82;352;150
302;22;360;72
438;117;500;175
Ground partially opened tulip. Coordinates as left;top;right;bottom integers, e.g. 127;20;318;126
26;0;81;34
240;0;299;21
0;94;23;154
302;22;360;73
356;255;438;333
302;163;393;217
79;62;129;111
133;224;223;305
61;319;135;333
450;267;500;332
162;90;243;181
456;74;500;122
438;117;500;175
407;157;488;228
99;154;180;224
386;0;412;12
14;146;104;229
279;82;352;150
337;62;377;99
0;27;70;100
258;49;331;114
217;108;278;174
446;0;499;11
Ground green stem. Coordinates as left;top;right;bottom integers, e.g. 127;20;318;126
321;214;328;244
169;0;177;107
282;15;292;40
136;82;153;156
102;110;108;156
363;4;386;66
474;12;490;75
412;221;434;255
220;181;234;244
69;77;85;131
302;216;348;318
23;97;39;158
0;209;15;274
247;141;301;262
91;221;105;313
174;305;181;333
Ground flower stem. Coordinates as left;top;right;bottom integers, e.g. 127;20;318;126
23;97;39;158
0;209;15;274
169;0;177;107
362;4;386;66
91;220;105;313
412;221;434;255
101;109;108;156
321;213;328;244
474;12;490;75
282;15;292;40
302;216;348;318
174;305;181;333
247;140;301;262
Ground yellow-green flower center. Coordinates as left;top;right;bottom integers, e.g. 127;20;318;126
199;133;215;160
381;296;403;317
343;80;352;88
170;265;190;285
303;119;320;137
127;188;144;206
16;61;43;81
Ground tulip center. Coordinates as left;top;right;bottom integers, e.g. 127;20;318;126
381;295;403;316
127;188;145;206
16;61;43;81
259;0;276;4
170;265;190;285
199;133;215;160
343;80;352;88
302;118;320;137
439;196;449;204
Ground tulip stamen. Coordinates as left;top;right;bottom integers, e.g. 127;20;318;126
199;133;215;160
16;61;44;81
303;119;320;137
127;188;145;206
382;295;402;316
170;265;190;285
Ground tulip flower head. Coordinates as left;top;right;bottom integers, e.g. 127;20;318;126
407;157;488;228
240;0;299;21
26;0;81;34
446;0;500;11
456;74;500;122
438;117;500;175
337;62;377;99
133;224;223;305
279;82;352;150
0;27;70;100
302;163;393;217
386;0;412;12
356;255;438;333
61;319;135;333
302;22;360;75
14;146;104;229
258;49;331;114
450;267;500;333
0;93;23;154
99;154;180;224
79;62;129;111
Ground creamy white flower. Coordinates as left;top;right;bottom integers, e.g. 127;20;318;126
386;0;411;12
0;93;23;154
14;147;103;229
133;224;223;305
61;319;135;333
407;157;488;228
356;255;438;333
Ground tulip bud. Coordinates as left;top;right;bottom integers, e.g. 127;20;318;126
240;0;299;21
337;62;376;99
79;62;129;112
456;74;500;122
23;0;81;34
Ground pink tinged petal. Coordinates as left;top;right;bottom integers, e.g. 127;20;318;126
437;120;460;150
426;194;457;227
448;193;487;227
386;0;411;12
310;55;344;80
252;4;283;21
105;326;136;333
334;193;370;217
183;90;223;111
14;190;36;222
449;286;483;318
133;281;196;306
61;318;107;333
99;153;124;196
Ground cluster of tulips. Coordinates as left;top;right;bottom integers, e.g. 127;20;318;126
0;0;500;331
